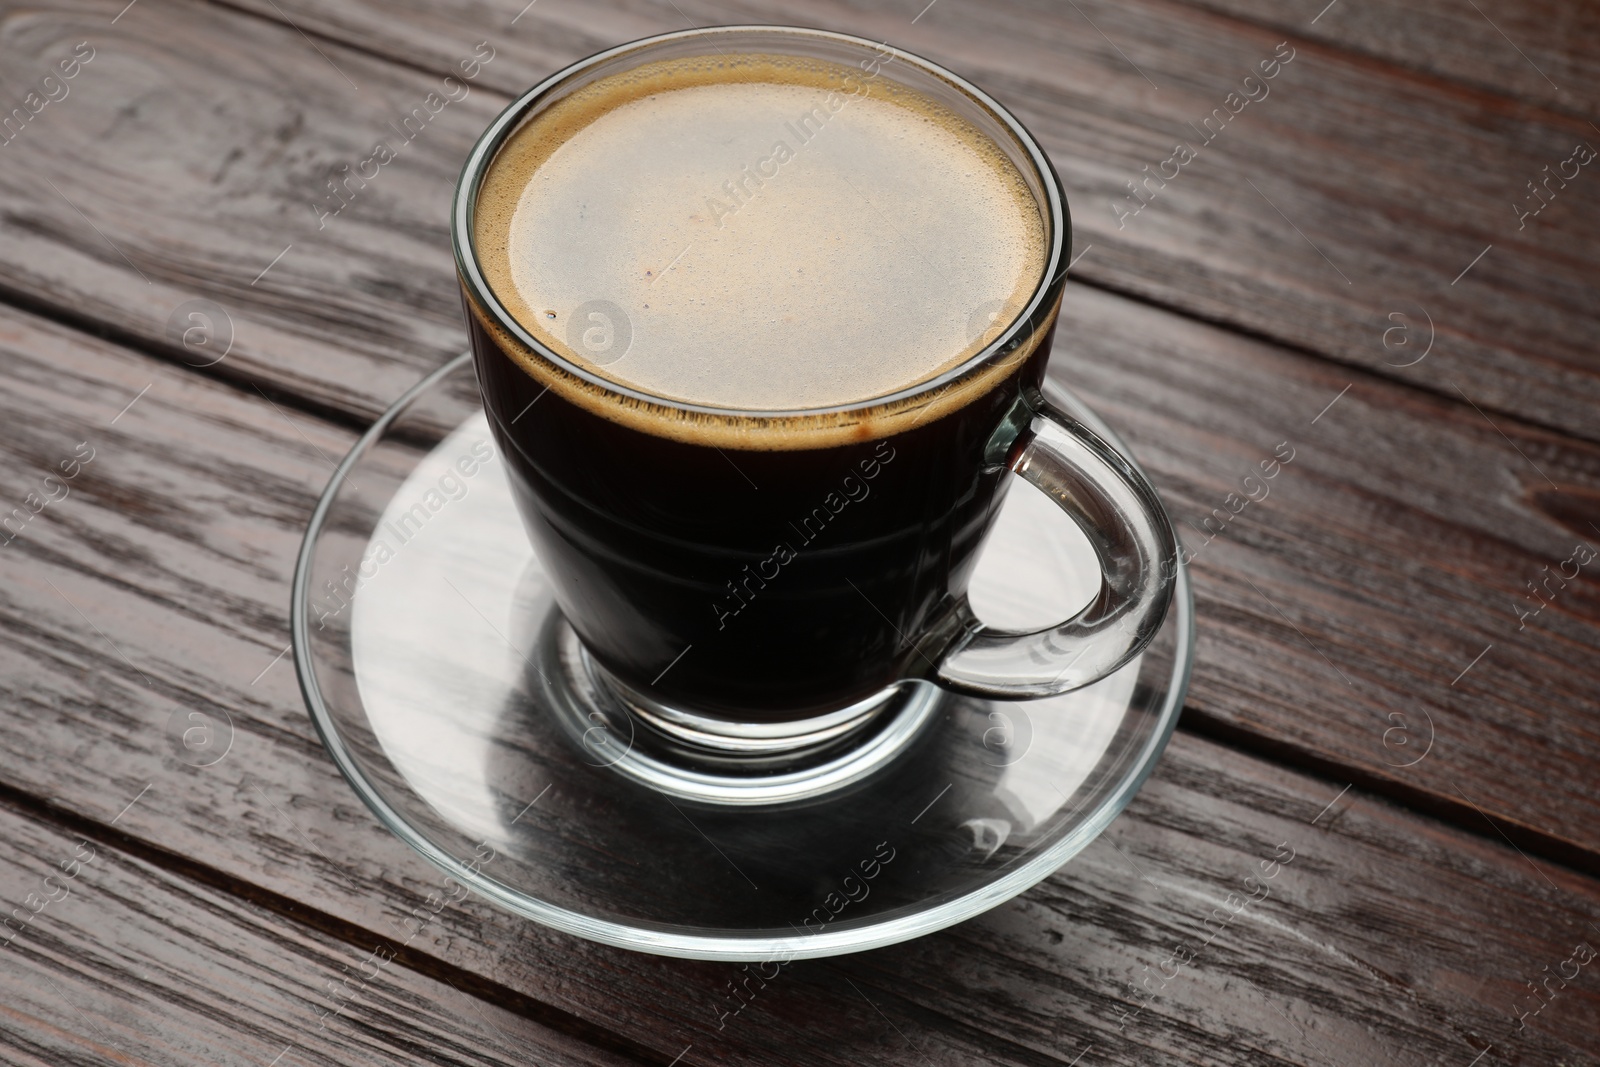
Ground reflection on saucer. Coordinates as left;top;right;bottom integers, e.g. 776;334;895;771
352;416;528;845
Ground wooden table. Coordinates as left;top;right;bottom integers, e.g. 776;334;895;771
2;1;1597;1064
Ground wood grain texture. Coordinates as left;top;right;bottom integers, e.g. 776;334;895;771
1179;0;1600;122
0;292;1598;1064
0;0;1597;446
140;0;1600;441
0;799;642;1067
0;0;495;422
4;202;1597;865
1062;281;1600;869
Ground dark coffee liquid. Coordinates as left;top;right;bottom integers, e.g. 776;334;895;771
470;312;1056;718
468;52;1055;717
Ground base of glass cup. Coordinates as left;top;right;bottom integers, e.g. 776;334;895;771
543;618;945;806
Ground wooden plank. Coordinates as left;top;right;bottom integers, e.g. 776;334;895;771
2;295;1599;1061
0;0;499;422
0;799;645;1067
1062;281;1600;870
1178;0;1600;122
845;734;1600;1067
1;0;1598;444
3;246;1596;861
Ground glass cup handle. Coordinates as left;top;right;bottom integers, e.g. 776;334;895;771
935;399;1178;698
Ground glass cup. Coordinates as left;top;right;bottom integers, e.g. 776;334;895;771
452;26;1177;758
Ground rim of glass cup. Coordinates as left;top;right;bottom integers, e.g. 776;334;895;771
450;24;1071;421
292;353;1193;960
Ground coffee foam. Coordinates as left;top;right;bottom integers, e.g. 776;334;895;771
472;52;1051;450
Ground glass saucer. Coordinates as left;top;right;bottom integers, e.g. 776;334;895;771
292;354;1193;961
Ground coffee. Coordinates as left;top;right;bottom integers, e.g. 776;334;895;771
465;47;1063;718
474;53;1046;416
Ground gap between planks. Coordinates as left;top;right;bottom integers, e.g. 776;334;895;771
0;774;1138;1067
1;273;1596;881
198;0;1600;452
0;776;671;1067
1179;708;1600;880
7;0;1599;903
0;277;378;438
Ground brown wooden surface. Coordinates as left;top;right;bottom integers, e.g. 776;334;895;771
1064;283;1600;869
0;287;1597;1065
1181;0;1600;121
4;0;1599;443
4;0;1600;862
0;0;1597;1063
0;797;637;1067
